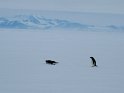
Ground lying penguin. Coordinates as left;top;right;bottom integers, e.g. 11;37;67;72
46;60;58;65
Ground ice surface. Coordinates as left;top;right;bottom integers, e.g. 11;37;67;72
0;29;124;93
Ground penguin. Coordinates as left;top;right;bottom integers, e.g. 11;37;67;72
90;57;97;67
46;60;58;65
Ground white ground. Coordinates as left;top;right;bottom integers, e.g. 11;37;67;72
0;29;124;93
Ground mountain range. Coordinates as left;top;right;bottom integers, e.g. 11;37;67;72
0;10;124;31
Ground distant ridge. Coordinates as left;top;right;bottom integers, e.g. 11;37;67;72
0;15;92;30
0;9;124;31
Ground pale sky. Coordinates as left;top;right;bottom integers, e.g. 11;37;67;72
0;0;124;14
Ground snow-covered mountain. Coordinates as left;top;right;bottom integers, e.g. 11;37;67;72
0;15;92;30
0;15;124;30
0;9;124;31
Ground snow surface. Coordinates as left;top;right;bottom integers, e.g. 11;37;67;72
0;29;124;93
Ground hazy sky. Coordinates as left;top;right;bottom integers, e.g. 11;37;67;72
0;0;124;14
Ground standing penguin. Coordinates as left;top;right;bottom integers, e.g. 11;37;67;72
90;57;97;67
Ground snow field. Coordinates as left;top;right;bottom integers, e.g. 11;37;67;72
0;30;124;93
